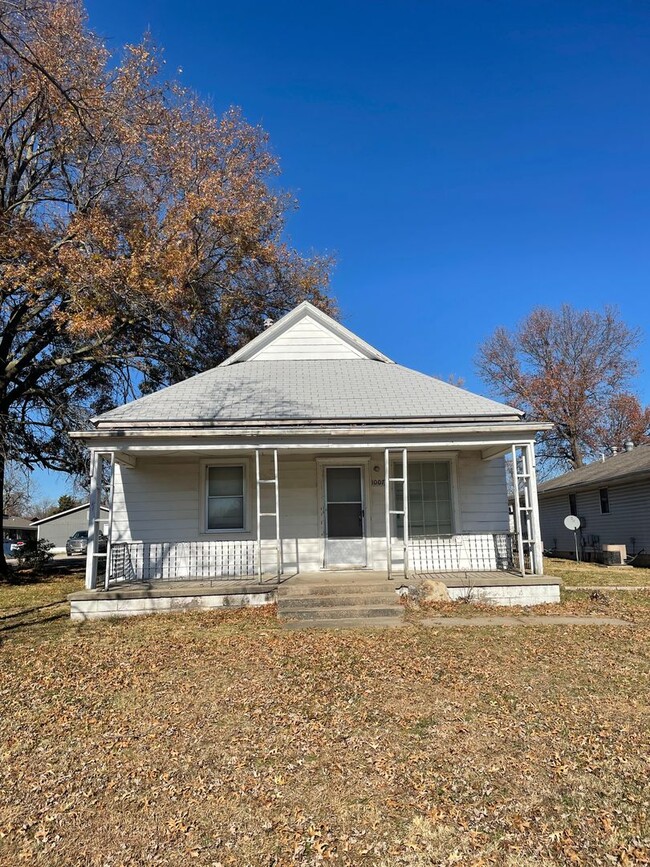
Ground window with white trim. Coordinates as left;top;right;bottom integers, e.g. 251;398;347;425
394;460;454;536
206;465;246;530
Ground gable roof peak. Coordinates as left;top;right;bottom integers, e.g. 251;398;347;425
220;301;394;366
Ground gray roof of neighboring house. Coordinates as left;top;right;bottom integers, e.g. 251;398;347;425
93;360;523;427
2;516;35;530
30;503;109;526
537;444;650;495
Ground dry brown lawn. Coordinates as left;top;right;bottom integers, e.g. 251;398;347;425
0;573;648;866
544;557;650;588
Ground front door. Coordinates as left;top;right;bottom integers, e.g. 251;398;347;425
323;466;367;567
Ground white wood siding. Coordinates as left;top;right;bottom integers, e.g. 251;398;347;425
112;450;510;574
113;459;203;543
540;480;650;555
457;453;509;533
247;317;367;361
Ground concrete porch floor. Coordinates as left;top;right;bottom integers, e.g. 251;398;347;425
285;569;562;588
68;569;563;620
71;568;563;598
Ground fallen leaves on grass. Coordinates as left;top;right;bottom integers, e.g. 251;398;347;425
0;598;649;866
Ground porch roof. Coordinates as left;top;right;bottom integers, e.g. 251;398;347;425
91;359;523;429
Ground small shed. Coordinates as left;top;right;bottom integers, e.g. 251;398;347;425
31;504;109;552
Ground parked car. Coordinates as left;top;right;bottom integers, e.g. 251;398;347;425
66;530;107;556
9;539;35;555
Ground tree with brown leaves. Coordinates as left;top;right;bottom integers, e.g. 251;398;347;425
477;305;649;473
0;0;333;574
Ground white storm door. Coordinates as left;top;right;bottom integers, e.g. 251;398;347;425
324;466;367;567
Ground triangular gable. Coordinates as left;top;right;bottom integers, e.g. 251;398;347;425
220;301;394;365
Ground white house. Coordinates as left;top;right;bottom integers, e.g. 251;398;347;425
69;302;556;619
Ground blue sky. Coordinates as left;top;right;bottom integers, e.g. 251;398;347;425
36;0;650;500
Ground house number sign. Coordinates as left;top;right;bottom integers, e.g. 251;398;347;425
371;478;385;486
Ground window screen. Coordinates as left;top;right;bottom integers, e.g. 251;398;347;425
394;461;453;536
207;465;245;530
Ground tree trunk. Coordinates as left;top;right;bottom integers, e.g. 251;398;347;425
570;436;584;469
0;450;8;578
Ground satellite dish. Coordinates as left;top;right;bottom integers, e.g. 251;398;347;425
564;515;581;531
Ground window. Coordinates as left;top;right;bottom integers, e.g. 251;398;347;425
394;460;453;536
599;488;610;514
569;493;577;516
206;465;245;530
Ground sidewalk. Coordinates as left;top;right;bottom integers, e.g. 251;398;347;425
419;614;632;627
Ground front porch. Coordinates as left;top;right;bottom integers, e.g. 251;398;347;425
83;440;544;590
68;567;562;621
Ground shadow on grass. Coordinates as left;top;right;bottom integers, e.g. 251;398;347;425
0;609;67;635
0;599;68;622
2;562;85;586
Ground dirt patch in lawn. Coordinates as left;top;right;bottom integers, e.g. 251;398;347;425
0;581;648;866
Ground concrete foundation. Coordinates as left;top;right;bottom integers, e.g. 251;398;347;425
68;571;563;620
68;582;275;621
447;583;560;606
433;572;562;606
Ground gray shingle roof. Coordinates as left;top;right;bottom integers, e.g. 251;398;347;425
2;516;34;530
94;360;522;426
537;444;650;495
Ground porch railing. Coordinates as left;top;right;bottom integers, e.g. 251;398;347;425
108;540;257;585
107;532;531;587
407;532;528;573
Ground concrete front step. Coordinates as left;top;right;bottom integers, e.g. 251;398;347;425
280;605;402;621
283;616;403;630
278;575;404;627
280;582;397;599
279;593;397;610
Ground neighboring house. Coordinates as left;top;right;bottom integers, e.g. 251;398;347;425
70;302;555;616
538;443;650;564
2;515;37;542
31;504;110;553
2;516;37;556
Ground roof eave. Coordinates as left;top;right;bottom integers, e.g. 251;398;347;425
71;419;550;442
538;468;650;496
89;413;529;431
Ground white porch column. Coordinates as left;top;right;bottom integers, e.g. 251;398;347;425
511;442;544;577
510;445;526;577
255;449;281;582
85;450;103;590
384;448;408;579
525;441;544;576
103;453;116;590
